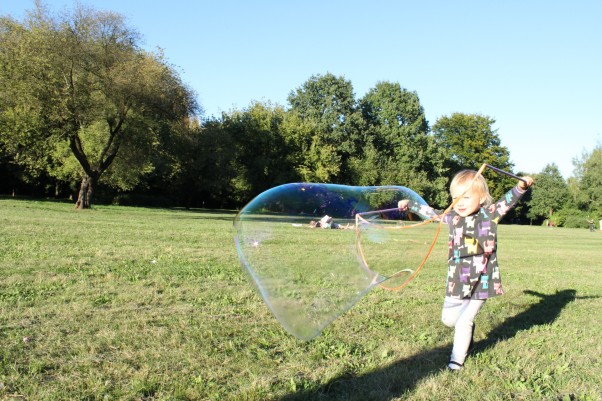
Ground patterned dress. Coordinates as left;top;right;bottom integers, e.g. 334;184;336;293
409;186;528;300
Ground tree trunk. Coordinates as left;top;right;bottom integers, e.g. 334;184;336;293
75;174;96;209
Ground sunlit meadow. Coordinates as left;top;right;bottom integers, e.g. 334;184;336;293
0;198;600;400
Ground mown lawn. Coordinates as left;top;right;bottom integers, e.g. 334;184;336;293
0;197;600;400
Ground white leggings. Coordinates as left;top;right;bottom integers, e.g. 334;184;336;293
441;297;486;365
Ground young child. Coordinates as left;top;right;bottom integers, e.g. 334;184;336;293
399;170;533;371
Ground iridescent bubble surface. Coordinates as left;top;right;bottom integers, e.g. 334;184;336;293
233;183;433;340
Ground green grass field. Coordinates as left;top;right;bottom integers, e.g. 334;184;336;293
0;197;600;400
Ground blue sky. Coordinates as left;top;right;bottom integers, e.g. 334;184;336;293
3;1;601;179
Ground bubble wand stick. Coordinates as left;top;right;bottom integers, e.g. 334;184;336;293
484;164;528;184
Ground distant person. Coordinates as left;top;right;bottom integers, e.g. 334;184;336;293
587;218;595;232
309;215;351;229
398;169;534;371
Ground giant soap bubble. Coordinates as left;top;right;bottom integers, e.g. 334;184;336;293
233;183;437;340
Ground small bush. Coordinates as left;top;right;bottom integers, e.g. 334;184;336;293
553;208;595;228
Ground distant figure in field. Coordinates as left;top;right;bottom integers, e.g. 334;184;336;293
309;215;351;229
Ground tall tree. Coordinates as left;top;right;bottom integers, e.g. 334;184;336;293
573;145;602;214
526;163;570;223
0;2;198;208
432;113;514;200
287;73;363;183
223;102;294;205
280;108;342;183
358;81;448;205
134;117;234;209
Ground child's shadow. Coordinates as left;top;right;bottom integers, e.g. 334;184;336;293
278;289;577;401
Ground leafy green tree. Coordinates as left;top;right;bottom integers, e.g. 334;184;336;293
432;113;514;200
184;119;238;208
287;73;363;183
566;176;580;207
347;142;381;186
526;164;570;224
358;81;448;205
0;2;197;208
573;145;602;215
222;102;295;205
280;108;342;183
130;117;235;209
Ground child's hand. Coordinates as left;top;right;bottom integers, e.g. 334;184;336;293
398;199;410;211
519;176;534;190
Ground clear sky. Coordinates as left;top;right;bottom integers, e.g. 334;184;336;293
3;1;601;178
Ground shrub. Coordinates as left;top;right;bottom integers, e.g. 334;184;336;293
553;208;594;228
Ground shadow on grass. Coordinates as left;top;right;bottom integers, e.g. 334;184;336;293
278;289;577;401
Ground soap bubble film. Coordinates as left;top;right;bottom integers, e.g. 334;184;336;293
233;183;432;340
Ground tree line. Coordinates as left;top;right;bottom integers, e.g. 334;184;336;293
1;3;600;227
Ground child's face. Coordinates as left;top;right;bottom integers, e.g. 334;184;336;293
451;183;485;217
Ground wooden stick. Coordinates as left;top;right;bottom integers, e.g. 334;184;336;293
484;164;528;183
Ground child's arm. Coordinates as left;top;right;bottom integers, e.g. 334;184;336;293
398;199;445;221
491;175;534;219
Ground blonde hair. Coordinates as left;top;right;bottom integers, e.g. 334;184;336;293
450;170;493;207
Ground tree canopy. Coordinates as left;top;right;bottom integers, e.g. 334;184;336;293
573;145;602;214
527;163;571;223
0;2;198;208
287;73;363;183
432;113;514;200
358;82;447;205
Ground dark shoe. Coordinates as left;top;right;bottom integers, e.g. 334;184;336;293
447;360;463;371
